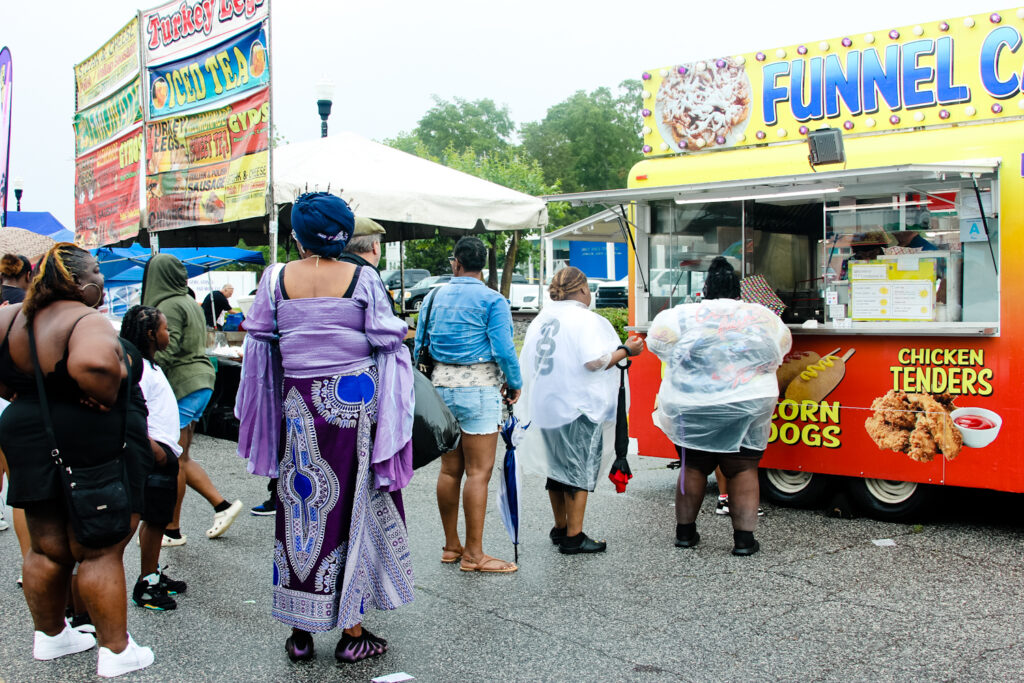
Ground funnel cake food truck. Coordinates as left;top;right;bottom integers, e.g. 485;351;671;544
550;7;1023;519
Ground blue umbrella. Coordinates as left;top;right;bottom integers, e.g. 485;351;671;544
497;406;527;563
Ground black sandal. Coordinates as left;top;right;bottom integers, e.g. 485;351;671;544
549;526;567;546
335;631;385;664
559;532;607;554
285;631;315;662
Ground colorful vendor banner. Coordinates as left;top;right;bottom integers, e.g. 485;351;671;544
74;17;141;112
142;0;268;66
641;7;1024;156
74;77;143;156
766;338;1003;488
145;86;269;231
148;23;268;119
75;126;144;249
0;47;11;228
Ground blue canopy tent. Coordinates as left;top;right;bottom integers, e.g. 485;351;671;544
93;245;265;282
5;211;76;242
93;245;265;317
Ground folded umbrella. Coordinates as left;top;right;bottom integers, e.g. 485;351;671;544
608;359;633;493
497;406;527;563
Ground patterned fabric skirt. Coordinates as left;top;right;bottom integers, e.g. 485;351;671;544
272;367;415;632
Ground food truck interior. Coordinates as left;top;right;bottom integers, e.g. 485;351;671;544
639;163;999;335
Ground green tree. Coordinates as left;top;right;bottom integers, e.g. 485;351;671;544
440;146;565;295
402;235;455;275
521;81;642;222
414;96;514;159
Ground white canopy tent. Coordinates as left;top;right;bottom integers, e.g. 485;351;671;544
272;132;548;240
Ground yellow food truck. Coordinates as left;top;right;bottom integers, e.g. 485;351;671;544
549;7;1023;519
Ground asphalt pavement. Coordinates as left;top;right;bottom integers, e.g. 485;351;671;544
2;434;1023;682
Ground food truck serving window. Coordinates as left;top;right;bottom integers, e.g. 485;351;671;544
628;163;1002;336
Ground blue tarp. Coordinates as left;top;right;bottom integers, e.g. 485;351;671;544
93;244;265;282
5;211;75;242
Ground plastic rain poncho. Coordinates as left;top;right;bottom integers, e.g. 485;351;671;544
647;299;791;452
517;301;622;491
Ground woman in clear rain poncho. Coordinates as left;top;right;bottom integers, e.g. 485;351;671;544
647;257;790;556
518;267;644;554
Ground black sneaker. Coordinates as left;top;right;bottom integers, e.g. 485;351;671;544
158;571;187;596
251;498;276;516
132;579;177;611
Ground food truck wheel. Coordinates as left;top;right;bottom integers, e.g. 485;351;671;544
759;469;834;507
846;478;931;521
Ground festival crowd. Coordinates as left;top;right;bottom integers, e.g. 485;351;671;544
0;193;791;676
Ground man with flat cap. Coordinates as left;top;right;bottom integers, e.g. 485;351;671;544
340;216;399;312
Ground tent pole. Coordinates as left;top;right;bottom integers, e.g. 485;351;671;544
269;204;279;265
399;238;405;315
538;225;545;311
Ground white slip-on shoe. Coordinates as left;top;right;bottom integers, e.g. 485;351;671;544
206;500;242;539
161;533;187;547
33;622;97;660
97;634;154;678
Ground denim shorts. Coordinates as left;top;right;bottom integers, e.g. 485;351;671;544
437;385;502;435
178;388;213;429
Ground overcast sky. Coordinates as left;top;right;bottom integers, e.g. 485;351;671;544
2;0;1003;229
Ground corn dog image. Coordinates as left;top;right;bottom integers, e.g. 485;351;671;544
776;347;839;395
784;349;855;403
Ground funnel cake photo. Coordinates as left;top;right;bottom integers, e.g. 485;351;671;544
864;390;962;462
656;58;751;150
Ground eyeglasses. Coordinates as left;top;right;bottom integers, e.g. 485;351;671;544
447;256;457;264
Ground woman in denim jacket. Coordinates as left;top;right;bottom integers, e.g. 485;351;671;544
413;236;521;573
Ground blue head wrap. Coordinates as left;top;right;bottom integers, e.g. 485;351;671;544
290;192;354;258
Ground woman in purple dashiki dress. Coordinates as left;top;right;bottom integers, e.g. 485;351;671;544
236;193;415;664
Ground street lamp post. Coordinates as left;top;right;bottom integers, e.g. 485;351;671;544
13;178;23;211
315;78;335;138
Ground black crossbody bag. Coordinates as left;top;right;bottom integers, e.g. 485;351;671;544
417;289;438;377
28;322;132;548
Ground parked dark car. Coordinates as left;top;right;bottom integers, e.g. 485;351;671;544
595;278;628;309
405;274;453;310
380;269;430;295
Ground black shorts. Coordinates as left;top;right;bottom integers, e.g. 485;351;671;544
141;443;179;526
675;445;763;476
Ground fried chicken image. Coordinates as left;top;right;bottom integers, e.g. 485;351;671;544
865;414;912;452
864;390;961;462
868;391;917;430
907;393;962;461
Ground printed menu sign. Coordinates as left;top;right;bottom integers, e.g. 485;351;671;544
145;87;269;231
851;280;935;320
74;17;141;112
75;126;143;248
142;0;268;66
148;23;268;119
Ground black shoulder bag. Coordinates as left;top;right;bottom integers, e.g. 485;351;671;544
417;289;438;377
28;322;132;548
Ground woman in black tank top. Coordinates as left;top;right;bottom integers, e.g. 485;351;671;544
0;244;154;676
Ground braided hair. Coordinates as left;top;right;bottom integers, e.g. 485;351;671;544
702;256;741;300
120;305;164;361
548;266;588;301
22;243;95;320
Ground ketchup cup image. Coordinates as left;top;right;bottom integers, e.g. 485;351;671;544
950;407;1002;448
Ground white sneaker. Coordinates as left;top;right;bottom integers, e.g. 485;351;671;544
97;634;154;678
33;622;97;660
161;533;187;547
206;500;242;539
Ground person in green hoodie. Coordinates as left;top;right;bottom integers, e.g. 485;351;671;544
141;254;241;546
